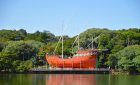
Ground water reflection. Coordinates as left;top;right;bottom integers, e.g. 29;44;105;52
46;74;95;85
0;74;140;85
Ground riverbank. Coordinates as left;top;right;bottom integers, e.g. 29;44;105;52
111;69;140;75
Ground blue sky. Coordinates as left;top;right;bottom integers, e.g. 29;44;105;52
0;0;140;37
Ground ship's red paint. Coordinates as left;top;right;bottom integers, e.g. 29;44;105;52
46;49;97;68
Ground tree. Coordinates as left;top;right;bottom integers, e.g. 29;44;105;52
25;30;56;43
110;45;140;73
0;40;43;72
19;29;27;36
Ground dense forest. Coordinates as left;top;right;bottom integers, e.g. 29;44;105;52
0;28;140;73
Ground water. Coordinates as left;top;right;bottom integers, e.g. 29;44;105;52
0;74;140;85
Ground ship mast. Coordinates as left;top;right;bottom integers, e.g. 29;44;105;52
61;24;64;59
92;34;96;49
87;33;102;49
77;34;80;50
53;24;64;58
92;37;93;50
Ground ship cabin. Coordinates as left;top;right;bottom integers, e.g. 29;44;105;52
73;49;98;57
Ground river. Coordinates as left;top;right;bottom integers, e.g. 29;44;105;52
0;74;140;85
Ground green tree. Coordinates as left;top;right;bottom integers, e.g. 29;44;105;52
110;45;140;73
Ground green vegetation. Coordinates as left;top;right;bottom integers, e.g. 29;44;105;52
109;45;140;73
0;28;140;73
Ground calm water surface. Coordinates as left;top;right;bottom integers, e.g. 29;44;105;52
0;74;140;85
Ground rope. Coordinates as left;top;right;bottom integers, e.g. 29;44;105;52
71;35;79;53
53;36;62;54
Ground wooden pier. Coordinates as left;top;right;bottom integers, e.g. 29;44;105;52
29;68;110;74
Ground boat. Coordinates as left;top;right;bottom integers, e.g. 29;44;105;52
46;49;97;68
46;30;99;68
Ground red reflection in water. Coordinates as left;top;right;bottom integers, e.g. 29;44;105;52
46;74;95;85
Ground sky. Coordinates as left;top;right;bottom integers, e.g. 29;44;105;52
0;0;140;37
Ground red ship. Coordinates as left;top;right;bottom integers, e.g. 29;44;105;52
46;34;100;68
46;49;98;68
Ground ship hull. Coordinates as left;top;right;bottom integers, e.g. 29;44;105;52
46;55;96;68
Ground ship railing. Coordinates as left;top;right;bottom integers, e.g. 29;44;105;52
73;52;97;57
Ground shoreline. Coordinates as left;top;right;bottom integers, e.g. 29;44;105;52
1;68;140;75
0;68;110;74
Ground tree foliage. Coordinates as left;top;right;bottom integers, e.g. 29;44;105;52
0;40;43;72
109;45;140;72
0;28;140;72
